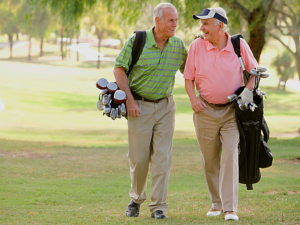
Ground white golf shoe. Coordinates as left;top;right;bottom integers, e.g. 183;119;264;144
207;209;222;216
224;212;239;221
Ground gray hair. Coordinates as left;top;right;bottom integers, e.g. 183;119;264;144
153;3;177;26
209;7;228;32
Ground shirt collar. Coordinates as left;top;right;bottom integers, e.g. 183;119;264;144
205;32;233;52
146;27;172;47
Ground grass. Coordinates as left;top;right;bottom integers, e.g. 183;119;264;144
0;55;300;223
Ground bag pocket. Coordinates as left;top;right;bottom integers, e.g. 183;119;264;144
259;137;273;168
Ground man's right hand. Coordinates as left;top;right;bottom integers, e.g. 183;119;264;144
191;97;207;113
126;98;140;117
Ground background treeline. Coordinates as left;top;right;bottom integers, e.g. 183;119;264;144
0;0;299;84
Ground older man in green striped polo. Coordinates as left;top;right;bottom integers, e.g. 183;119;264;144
113;2;187;220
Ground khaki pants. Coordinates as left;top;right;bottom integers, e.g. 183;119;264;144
193;95;239;212
127;95;176;213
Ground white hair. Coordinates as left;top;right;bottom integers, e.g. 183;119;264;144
209;7;228;32
153;3;177;26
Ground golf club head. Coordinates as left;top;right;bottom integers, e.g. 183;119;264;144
100;89;108;95
239;103;246;111
103;105;111;114
255;89;261;96
250;69;260;76
227;94;237;102
250;102;258;108
96;100;104;111
102;94;111;105
244;102;250;109
260;73;269;78
121;103;126;116
249;104;256;112
257;66;267;73
117;105;122;118
110;108;116;120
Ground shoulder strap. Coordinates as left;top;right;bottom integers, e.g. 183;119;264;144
231;34;250;82
127;30;146;76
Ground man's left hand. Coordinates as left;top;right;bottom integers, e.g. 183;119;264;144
239;88;253;104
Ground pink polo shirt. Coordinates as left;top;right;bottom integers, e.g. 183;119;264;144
184;32;258;104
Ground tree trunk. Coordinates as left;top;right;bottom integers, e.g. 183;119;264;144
247;8;267;63
97;35;102;69
16;33;19;41
28;36;31;61
77;35;79;61
61;25;64;60
8;34;13;59
40;36;44;57
96;29;104;70
296;56;300;81
277;80;281;90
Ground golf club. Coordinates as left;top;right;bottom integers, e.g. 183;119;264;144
102;94;111;105
97;100;104;111
260;73;269;78
110;108;116;120
121;103;126;116
227;94;238;102
256;66;267;73
250;69;260;76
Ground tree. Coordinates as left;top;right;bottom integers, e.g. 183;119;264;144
171;0;274;62
271;50;296;91
269;0;300;81
0;0;21;58
85;1;121;69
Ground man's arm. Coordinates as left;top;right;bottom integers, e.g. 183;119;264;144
185;79;207;113
113;67;140;117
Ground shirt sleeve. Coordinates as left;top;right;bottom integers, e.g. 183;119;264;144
183;40;197;80
114;34;135;73
240;38;258;72
179;41;188;74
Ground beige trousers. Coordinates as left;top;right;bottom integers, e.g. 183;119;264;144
127;95;176;213
193;95;239;212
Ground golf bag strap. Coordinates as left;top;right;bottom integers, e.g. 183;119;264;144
231;34;249;82
127;30;146;76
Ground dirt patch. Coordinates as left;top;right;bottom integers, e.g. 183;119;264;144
0;151;52;159
277;157;300;164
264;190;300;195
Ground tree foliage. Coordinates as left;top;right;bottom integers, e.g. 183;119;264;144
171;0;274;62
271;50;296;90
269;0;300;80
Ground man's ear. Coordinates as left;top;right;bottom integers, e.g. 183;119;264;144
219;22;224;31
155;17;160;25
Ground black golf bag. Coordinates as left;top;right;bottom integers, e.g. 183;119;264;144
231;34;273;190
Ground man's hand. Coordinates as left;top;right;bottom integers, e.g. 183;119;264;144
239;88;253;104
190;97;207;113
126;98;140;118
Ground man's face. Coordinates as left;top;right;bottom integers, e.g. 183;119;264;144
157;8;178;38
200;18;220;43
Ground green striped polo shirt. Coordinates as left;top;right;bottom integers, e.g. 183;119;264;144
114;27;187;100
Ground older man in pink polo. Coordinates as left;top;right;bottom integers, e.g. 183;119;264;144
184;7;258;221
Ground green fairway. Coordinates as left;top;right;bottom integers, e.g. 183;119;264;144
0;61;300;224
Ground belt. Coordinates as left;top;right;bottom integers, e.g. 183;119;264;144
200;95;231;107
212;102;232;107
132;92;167;103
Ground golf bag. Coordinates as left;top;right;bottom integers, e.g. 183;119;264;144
231;34;273;190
